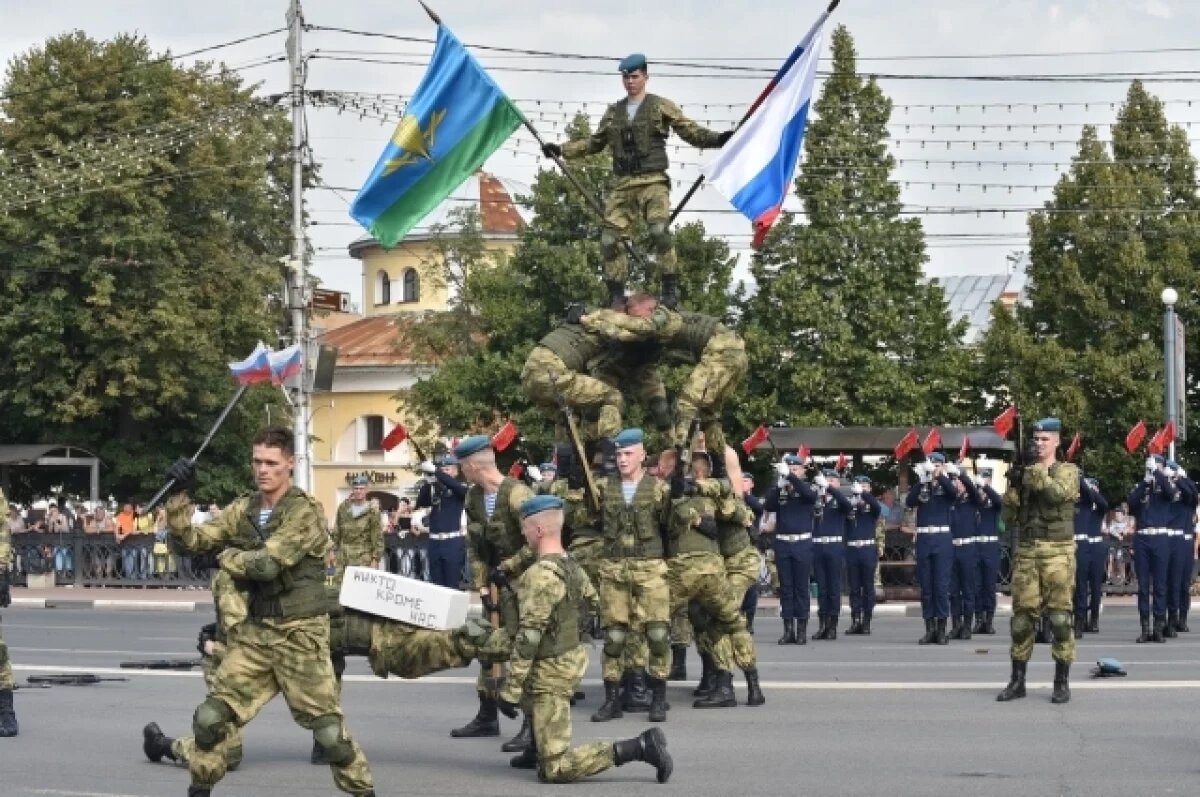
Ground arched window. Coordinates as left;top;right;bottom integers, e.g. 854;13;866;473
402;268;420;303
375;270;390;305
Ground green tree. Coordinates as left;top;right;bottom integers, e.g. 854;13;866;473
0;32;293;503
735;25;969;431
976;80;1200;493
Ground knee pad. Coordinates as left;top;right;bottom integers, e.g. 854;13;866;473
645;622;671;658
647;222;672;254
1010;611;1035;640
1047;611;1073;643
193;697;234;751
600;229;620;261
603;627;628;658
311;714;355;767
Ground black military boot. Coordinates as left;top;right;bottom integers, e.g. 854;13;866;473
450;694;500;737
668;646;688;681
1177;610;1190;632
660;274;680;310
1086;608;1100;633
1152;615;1167;643
777;618;796;645
971;612;985;634
1136;615;1152;643
825;615;838;640
1073;615;1085;640
1165;611;1179;639
613;727;673;784
606;279;626;309
622;668;652;712
142;722;175;762
935;618;950;645
509;727;539;769
501;714;532;753
812;615;829;641
981;611;996;635
648;677;669;722
847;612;863;635
591;680;623;722
187;787;212;797
959;616;972;641
861;611;872;635
693;670;737;709
950;615;964;640
0;688;17;738
1050;660;1071;704
996;660;1027;702
918;618;936;645
796;618;808;644
692;652;716;697
744;668;766;707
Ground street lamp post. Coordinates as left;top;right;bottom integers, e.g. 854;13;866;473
1162;287;1179;461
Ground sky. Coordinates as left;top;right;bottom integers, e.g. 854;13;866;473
3;0;1199;309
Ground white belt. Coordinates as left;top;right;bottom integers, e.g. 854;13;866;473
776;533;811;542
977;535;999;543
846;539;875;548
1167;529;1184;537
813;536;842;544
1138;528;1170;536
429;531;465;541
952;537;975;547
1088;537;1103;544
1074;534;1088;541
1186;535;1195;541
917;526;950;534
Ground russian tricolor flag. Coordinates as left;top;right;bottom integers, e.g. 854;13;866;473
228;342;272;385
268;343;304;385
703;15;827;248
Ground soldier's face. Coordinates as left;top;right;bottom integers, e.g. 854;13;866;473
252;444;294;495
621;69;647;98
616;444;644;478
789;464;804;478
441;464;459;478
1033;432;1057;460
351;485;367;500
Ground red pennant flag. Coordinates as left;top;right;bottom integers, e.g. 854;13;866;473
492;421;519;452
993;405;1017;438
380;423;408;452
1125;420;1148;454
507;460;525;479
798;444;811;462
1065;432;1081;462
893;428;919;460
958;434;971;463
1148;427;1168;456
1163;420;1177;447
922;427;942;456
741;425;770;456
835;451;847;471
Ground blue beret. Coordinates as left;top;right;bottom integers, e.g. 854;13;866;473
453;435;492;459
520;494;563;519
854;475;872;484
1166;459;1179;470
351;474;368;486
821;468;838;478
1032;417;1062;432
783;454;802;465
619;53;647;73
437;454;458;466
929;452;947;464
614;428;645;449
540;462;557;472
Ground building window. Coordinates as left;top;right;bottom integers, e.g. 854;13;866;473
402;268;420;303
363;415;385;451
375;270;391;305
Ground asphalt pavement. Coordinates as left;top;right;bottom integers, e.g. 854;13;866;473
3;606;1199;796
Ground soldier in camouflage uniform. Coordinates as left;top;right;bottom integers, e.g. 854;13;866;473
331;475;384;578
451;434;537;752
581;295;747;455
997;418;1080;705
0;488;17;737
541;53;732;308
499;494;673;784
163;426;375;797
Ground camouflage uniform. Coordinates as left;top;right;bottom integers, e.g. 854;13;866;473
522;324;625;441
582;308;747;452
0;489;11;693
166;488;374;795
561;94;725;282
707;500;761;674
499;555;613;782
331;498;384;581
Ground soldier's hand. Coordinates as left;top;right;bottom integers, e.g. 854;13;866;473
717;130;735;146
197;622;218;657
670;470;686;499
497;696;521;719
480;591;498;617
773;462;790;478
696;515;719;539
166;457;196;492
526;465;543;483
419;460;436;475
565;303;586;325
489;566;510;589
541;142;563;159
945;462;960;477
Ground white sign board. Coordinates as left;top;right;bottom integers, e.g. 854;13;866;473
339;566;469;630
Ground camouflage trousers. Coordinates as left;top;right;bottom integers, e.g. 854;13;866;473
520;646;615;783
668;552;743;672
706;546;760;671
597;557;671;681
1010;540;1076;664
189;616;373;795
672;329;748;451
172;653;249;769
570;537;605;638
602;179;674;282
367;616;509;680
0;622;11;691
522;346;624;441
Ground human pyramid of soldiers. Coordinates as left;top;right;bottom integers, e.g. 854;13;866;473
0;49;1195;797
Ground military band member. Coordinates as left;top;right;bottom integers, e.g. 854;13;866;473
1128;454;1178;643
906;452;956;645
844;476;882;635
764;455;816;645
1073;476;1108;638
416;455;469;590
972;468;1004;635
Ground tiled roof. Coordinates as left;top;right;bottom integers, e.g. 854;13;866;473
317;314;421;367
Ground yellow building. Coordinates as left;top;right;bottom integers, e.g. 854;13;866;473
309;171;528;516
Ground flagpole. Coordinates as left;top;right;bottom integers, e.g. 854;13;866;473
668;0;842;225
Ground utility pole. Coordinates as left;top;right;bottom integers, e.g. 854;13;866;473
286;0;312;490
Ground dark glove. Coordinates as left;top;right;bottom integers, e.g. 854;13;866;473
565;302;586;325
541;142;563;159
0;569;11;609
716;130;735;146
683;477;700;497
670;469;686;499
1021;439;1038;466
696;516;719;540
489;566;510;589
497;696;520;719
196;622;218;657
481;591;498;617
190;552;220;571
166;457;196;491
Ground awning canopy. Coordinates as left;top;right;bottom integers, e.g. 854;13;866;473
0;444;103;502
